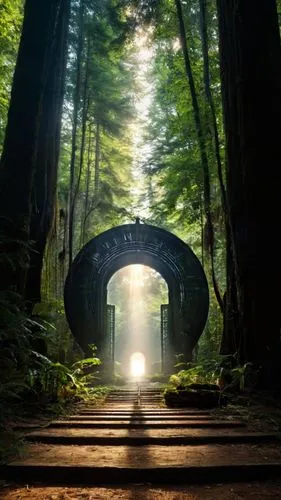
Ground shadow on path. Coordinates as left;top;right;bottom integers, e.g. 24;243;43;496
126;381;152;500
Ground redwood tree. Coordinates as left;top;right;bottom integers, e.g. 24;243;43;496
25;0;70;306
216;0;281;383
0;0;70;297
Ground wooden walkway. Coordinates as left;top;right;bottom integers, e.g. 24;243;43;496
1;383;281;486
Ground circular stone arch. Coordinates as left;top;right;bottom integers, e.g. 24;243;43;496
64;222;209;364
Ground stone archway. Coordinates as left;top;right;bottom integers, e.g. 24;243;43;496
64;221;209;368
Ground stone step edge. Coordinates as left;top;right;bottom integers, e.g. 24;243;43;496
1;463;281;485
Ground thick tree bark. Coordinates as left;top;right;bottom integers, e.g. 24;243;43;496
217;0;281;383
220;237;239;355
25;0;70;307
0;0;65;295
175;0;223;312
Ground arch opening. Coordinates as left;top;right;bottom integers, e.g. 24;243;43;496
107;264;168;376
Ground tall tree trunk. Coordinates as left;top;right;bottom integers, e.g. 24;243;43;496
199;0;238;354
25;0;70;307
200;193;204;268
216;0;281;383
72;37;90;250
83;122;101;229
198;0;227;213
81;122;92;245
68;0;85;272
175;0;223;312
94;122;101;200
0;0;65;295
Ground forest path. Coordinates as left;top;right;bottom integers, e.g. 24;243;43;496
1;383;281;498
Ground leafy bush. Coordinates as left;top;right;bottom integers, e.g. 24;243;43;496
168;360;220;390
167;355;259;393
0;291;103;423
34;351;101;402
0;290;49;410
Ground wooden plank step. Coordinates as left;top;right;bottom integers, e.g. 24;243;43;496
1;443;281;485
61;415;214;421
47;419;246;429
24;429;279;446
78;409;211;414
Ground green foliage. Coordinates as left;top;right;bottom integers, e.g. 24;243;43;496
0;291;104;427
168;355;259;394
0;0;23;148
33;299;84;364
141;0;223;232
169;362;219;389
0;290;48;409
135;0;226;345
219;357;259;393
41;354;101;402
57;0;135;263
197;293;224;360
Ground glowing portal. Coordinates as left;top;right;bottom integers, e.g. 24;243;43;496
130;352;145;378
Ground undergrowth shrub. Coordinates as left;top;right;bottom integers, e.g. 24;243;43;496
167;354;259;393
0;291;105;424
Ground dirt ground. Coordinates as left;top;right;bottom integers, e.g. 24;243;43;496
1;482;281;500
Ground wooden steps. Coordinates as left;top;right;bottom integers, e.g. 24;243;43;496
1;383;281;486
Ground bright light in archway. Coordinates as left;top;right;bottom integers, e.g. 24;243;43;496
129;264;144;288
130;352;145;378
